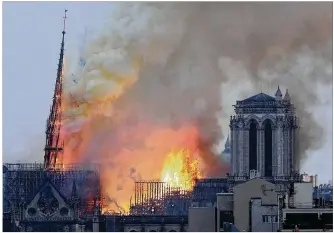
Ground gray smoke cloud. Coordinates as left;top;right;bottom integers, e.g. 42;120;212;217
66;2;332;183
109;2;332;173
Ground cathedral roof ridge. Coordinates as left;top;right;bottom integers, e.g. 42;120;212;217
239;92;276;104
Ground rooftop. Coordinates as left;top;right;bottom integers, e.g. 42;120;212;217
240;92;276;104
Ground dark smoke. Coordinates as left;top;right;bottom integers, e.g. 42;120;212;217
110;2;332;172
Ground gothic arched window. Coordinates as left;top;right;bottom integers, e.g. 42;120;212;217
264;119;273;177
249;120;258;172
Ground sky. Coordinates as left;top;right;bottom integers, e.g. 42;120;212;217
3;2;112;162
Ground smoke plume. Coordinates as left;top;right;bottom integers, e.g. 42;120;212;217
63;2;332;210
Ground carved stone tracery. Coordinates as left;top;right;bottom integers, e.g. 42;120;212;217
37;186;59;217
19;180;80;232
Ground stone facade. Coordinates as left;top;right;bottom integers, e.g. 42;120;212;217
229;87;298;178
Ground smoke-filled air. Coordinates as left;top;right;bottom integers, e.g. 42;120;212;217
61;2;333;212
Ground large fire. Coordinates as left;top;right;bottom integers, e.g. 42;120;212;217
61;97;206;213
59;33;222;214
161;149;201;191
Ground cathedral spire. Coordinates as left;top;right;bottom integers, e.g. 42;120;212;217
44;10;67;170
275;85;282;101
283;89;291;102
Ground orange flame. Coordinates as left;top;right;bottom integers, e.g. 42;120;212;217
161;149;201;191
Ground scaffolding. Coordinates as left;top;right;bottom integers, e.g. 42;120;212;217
130;181;192;216
130;178;244;215
3;163;102;220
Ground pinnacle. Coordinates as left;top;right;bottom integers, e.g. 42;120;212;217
275;85;282;97
284;89;291;101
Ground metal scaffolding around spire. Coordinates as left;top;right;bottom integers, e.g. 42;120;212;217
44;10;67;170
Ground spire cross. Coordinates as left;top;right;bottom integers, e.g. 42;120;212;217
63;9;68;33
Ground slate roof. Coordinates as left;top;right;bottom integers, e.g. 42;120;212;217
240;93;276;103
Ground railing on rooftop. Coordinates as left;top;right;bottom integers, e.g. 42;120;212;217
119;215;188;223
3;163;100;171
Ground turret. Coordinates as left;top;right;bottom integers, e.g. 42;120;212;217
283;89;291;102
275;85;282;101
225;134;230;150
222;134;231;163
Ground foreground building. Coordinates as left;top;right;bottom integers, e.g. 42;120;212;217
188;178;332;232
189;178;278;232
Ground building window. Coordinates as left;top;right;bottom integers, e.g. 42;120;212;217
220;211;234;228
262;215;278;223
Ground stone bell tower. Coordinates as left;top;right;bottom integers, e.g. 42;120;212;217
229;86;299;178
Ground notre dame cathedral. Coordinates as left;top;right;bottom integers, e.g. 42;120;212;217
229;86;299;178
